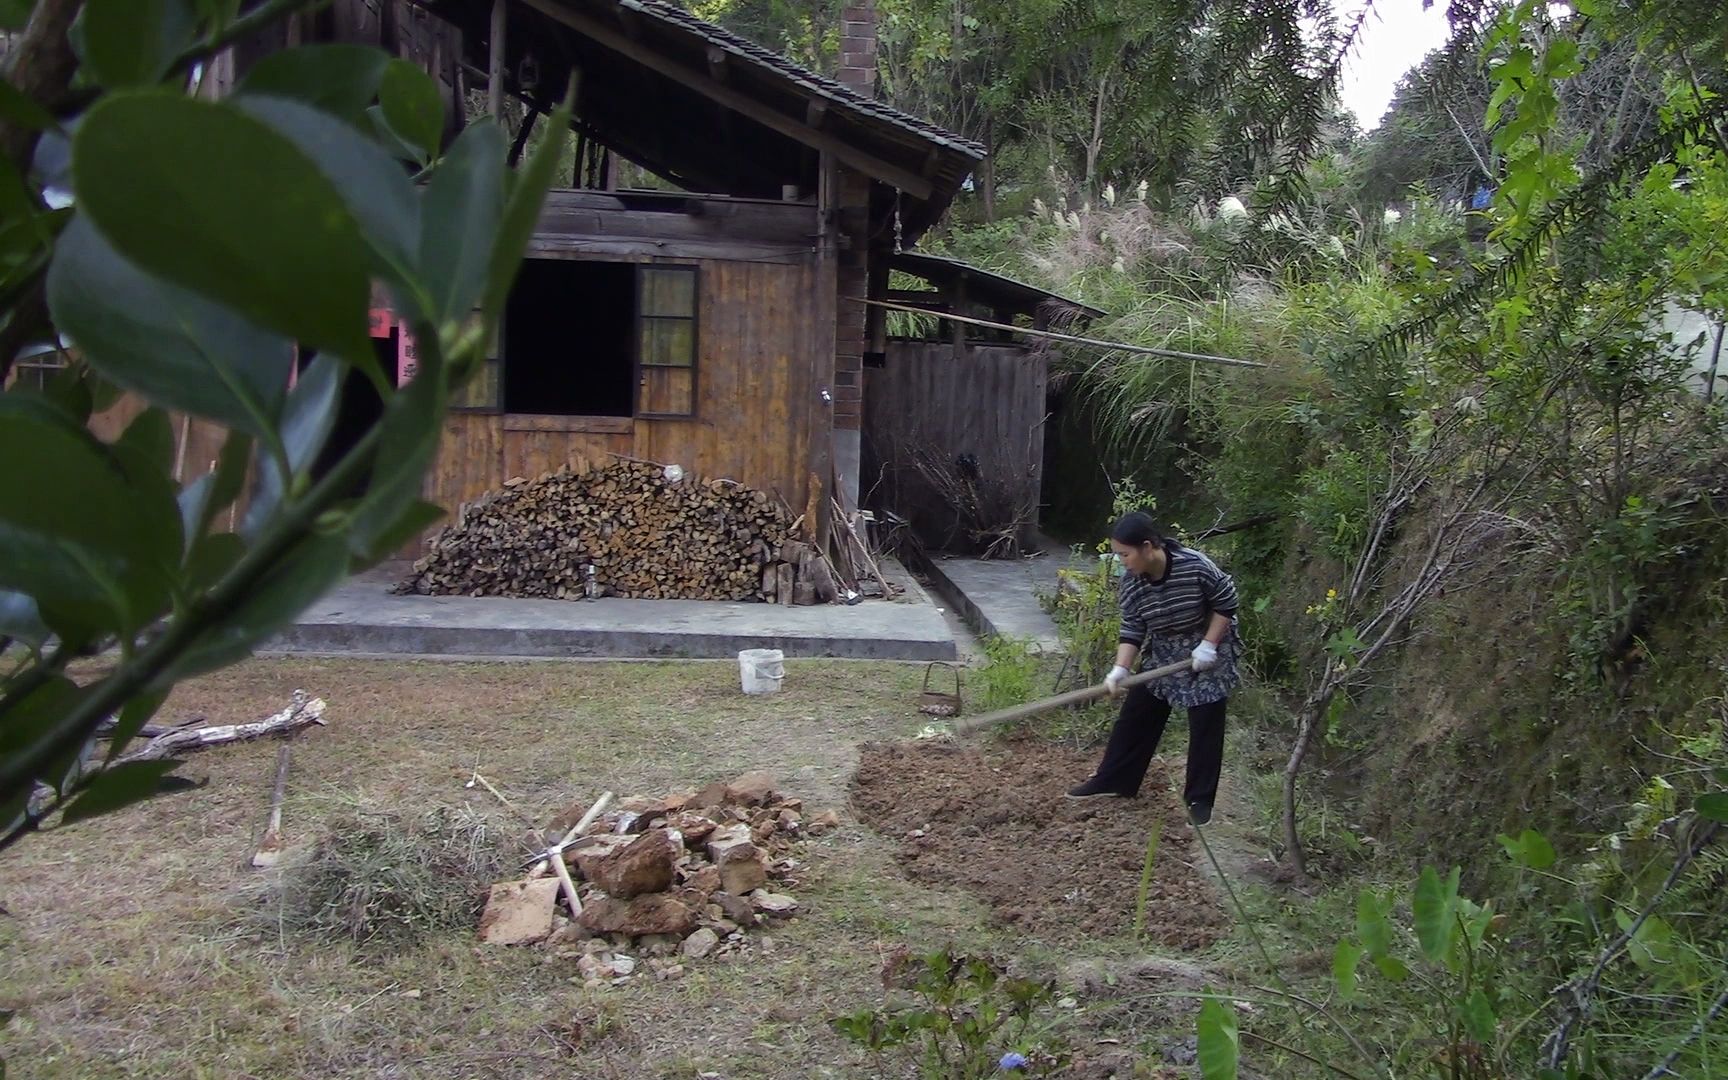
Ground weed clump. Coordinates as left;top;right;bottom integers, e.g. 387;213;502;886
253;805;508;947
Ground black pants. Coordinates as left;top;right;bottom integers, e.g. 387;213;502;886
1090;684;1227;805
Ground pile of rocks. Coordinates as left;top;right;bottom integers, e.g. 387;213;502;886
477;771;839;988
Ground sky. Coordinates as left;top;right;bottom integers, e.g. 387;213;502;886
1335;2;1455;131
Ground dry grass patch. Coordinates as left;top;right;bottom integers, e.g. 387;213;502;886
0;657;1001;1078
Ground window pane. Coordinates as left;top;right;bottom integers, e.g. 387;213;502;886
641;317;694;367
641;267;695;317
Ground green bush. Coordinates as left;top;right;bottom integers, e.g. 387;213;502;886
975;633;1042;710
1294;444;1381;564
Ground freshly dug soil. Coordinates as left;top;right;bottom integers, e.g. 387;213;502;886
851;738;1227;948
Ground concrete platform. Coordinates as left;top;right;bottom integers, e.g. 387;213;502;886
918;550;1090;654
266;562;956;661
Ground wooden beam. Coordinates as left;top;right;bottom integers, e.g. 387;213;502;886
949;274;967;356
515;0;936;200
488;0;506;117
811;153;839;551
527;236;811;265
706;45;727;82
805;99;827;128
886;289;942;305
867;251;890;353
857;298;1269;368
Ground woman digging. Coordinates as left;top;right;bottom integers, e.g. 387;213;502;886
1066;512;1241;825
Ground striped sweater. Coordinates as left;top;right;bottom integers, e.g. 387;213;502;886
1117;542;1240;646
1117;542;1243;707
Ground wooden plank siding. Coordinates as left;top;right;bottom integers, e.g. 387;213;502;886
425;252;820;545
861;341;1049;551
499;425;634;481
426;412;505;519
528;190;815;266
631;258;816;507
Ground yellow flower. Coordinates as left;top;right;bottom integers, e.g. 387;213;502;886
1326;588;1338;598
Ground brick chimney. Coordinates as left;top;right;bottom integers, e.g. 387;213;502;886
837;0;876;97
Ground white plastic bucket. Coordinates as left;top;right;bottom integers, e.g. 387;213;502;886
738;648;785;695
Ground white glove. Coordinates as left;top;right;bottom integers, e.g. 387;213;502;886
1191;640;1220;671
1104;665;1131;697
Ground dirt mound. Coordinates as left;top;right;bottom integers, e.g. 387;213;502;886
851;739;1227;948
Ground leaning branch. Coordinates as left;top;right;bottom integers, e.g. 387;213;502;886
114;691;327;764
1640;974;1728;1080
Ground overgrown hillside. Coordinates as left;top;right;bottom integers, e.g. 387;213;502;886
906;3;1728;1073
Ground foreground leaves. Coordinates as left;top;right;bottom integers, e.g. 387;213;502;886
71;92;377;374
4;28;565;845
1196;997;1239;1080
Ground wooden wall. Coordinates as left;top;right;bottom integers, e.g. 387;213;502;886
77;194;825;558
861;340;1049;552
87;397;235;511
424;253;819;540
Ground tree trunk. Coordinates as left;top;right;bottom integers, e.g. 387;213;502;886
1085;72;1109;193
981;114;996;222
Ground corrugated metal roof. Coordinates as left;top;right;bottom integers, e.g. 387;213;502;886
893;251;1104;320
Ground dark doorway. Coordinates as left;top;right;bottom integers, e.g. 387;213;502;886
503;259;636;416
299;335;399;485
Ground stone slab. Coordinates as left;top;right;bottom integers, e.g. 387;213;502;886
917;551;1094;654
266;562;956;661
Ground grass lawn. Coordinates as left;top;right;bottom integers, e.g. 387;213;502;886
0;657;1242;1079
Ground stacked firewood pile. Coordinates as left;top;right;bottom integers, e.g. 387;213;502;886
398;459;896;603
477;772;838;988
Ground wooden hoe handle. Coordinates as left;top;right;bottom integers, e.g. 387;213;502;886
949;658;1196;736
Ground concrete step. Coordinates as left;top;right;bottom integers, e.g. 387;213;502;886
268;583;956;661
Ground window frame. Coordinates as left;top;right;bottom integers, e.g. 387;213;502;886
7;348;69;393
633;263;700;420
463;259;701;419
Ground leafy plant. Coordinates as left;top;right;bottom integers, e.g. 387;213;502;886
832;948;1068;1079
1130;816;1163;942
0;1;570;846
1046;551;1121;686
975;633;1041;710
1295;444;1380;563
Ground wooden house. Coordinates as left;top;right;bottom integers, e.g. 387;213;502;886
87;0;984;550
